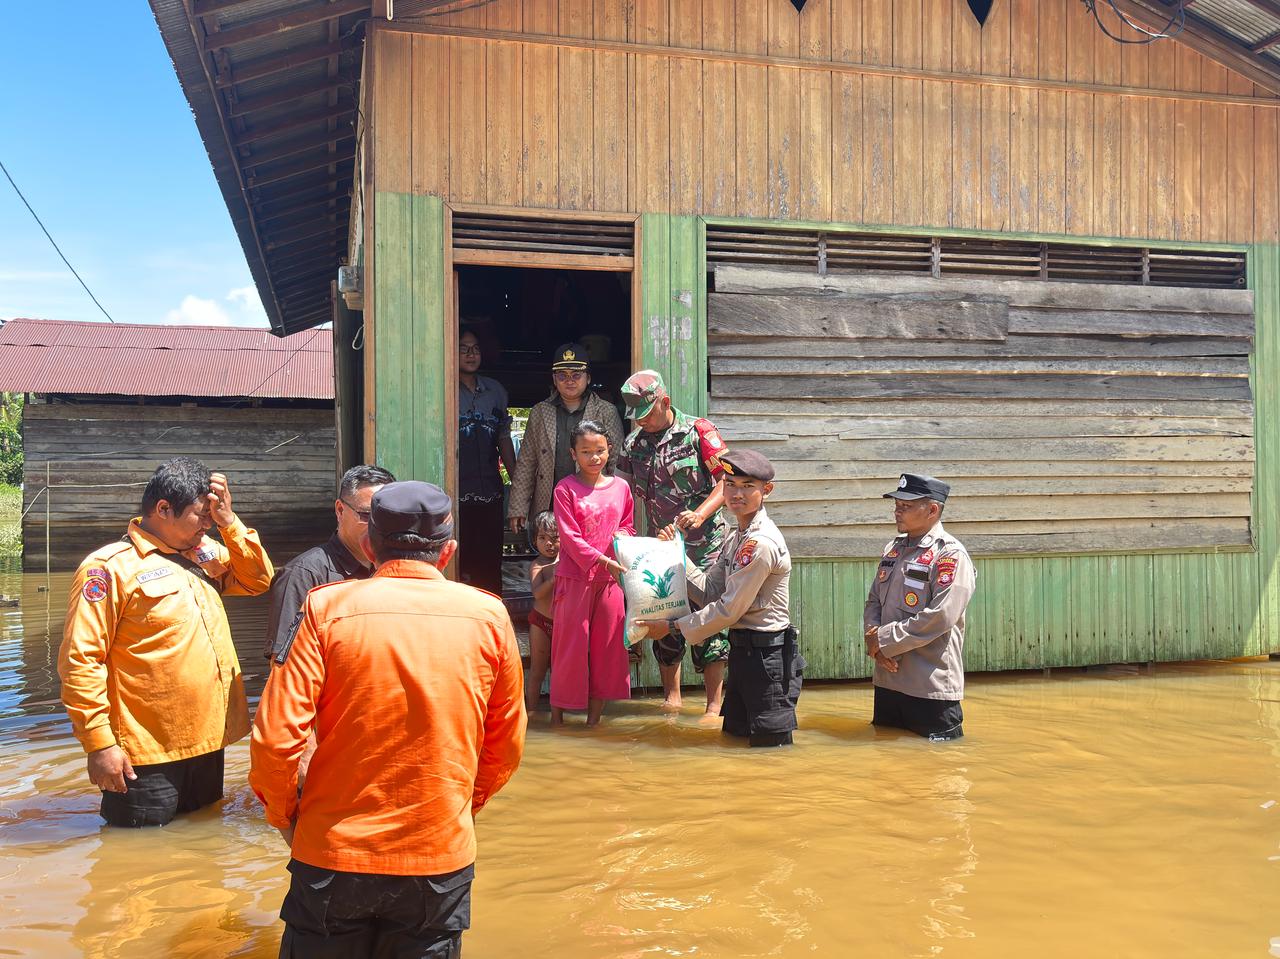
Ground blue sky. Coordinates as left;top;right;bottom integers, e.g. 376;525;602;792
0;4;269;328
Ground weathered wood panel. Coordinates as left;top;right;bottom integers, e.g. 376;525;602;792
373;0;1280;244
708;268;1256;556
22;402;335;572
707;291;1010;339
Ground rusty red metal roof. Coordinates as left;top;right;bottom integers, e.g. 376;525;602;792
0;318;333;400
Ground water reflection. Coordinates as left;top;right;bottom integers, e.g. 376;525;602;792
1;562;1279;957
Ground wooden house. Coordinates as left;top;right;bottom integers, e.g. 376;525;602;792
151;0;1280;679
0;319;336;571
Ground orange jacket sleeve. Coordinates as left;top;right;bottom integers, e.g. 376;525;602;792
249;601;325;828
59;559;129;754
472;617;527;814
215;517;275;597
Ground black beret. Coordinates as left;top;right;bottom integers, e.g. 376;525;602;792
719;448;775;482
369;481;454;542
883;473;950;503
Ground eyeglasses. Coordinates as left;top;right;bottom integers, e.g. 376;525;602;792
459;345;481;356
340;498;372;523
553;370;587;381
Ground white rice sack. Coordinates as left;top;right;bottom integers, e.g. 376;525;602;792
613;532;691;647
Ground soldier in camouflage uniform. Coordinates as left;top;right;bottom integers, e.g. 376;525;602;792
616;370;731;716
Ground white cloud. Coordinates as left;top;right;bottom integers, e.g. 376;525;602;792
165;294;233;326
227;285;259;309
162;286;270;328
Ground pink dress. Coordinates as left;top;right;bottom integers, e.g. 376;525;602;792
550;474;635;710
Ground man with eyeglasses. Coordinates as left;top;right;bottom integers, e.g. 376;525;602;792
863;473;975;741
508;341;624;535
263;464;396;662
458;327;518;595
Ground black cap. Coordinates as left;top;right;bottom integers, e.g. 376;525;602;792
883;473;950;503
551;342;590;371
369;481;454;542
719;448;775;483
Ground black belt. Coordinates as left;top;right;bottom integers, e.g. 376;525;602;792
729;627;790;649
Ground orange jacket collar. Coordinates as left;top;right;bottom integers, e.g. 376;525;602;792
373;558;446;581
127;517;181;556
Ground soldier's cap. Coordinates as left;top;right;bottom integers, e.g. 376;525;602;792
620;369;668;419
883;473;950;503
368;481;455;543
551;342;590;371
720;449;775;483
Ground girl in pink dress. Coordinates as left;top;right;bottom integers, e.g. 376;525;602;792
550;420;635;725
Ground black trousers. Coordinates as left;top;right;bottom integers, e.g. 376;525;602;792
279;859;474;959
872;685;964;741
722;627;805;747
457;497;504;595
99;749;225;827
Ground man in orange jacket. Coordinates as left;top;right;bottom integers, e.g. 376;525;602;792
251;480;526;958
59;456;274;827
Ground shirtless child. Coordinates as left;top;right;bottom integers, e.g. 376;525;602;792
525;511;559;712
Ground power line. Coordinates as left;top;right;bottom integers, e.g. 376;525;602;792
0;158;117;324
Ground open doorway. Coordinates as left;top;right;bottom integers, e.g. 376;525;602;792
455;264;633;614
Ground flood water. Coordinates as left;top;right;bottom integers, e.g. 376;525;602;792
3;567;1280;958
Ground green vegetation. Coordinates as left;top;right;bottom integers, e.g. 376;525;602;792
0;393;21;487
0;483;20;558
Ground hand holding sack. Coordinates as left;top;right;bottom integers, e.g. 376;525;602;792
613;533;691;647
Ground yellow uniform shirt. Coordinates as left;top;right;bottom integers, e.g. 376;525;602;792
59;517;274;764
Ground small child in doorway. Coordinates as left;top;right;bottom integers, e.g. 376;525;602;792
551;420;635;726
525;510;559;712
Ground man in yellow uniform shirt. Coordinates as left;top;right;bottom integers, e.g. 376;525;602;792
59;456;273;827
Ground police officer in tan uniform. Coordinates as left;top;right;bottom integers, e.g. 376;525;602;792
636;449;804;747
864;473;975;741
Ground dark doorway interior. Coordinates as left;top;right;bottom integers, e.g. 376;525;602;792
457;265;632;409
455;264;633;614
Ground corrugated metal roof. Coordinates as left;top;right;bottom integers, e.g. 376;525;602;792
0;318;333;400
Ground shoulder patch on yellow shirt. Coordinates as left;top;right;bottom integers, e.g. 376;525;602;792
82;575;109;603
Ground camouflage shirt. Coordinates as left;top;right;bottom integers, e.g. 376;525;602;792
618;409;728;567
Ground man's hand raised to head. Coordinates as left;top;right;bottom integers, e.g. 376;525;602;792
208;472;236;528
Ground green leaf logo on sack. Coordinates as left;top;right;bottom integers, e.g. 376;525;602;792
641;568;677;600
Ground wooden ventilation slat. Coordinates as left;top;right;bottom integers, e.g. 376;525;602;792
826;234;933;275
452;214;634;257
706;228;820;269
703;226;1246;289
940;238;1041;278
1148;251;1246;288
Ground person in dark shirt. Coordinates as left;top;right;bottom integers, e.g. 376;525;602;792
458;328;518;595
263;464;396;662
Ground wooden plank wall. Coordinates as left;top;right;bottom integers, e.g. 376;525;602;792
374;0;1280;244
708;264;1255;556
22;402;336;571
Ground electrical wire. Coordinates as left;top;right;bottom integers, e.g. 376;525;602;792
0;158;117;323
1082;0;1187;45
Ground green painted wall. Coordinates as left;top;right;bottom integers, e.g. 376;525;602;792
369;195;1279;679
372;192;448;482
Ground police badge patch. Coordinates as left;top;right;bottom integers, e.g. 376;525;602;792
735;539;758;567
904;591;920;608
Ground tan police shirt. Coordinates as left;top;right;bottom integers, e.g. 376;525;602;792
863;521;975;701
679;506;791;644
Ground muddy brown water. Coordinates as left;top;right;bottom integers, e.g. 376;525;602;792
2;566;1280;958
